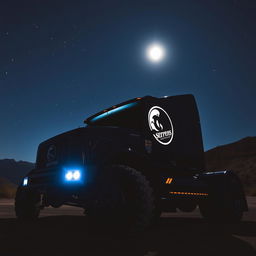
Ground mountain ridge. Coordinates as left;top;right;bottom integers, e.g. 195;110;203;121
0;158;35;185
205;136;256;195
0;136;255;195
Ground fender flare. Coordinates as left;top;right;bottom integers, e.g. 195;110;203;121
199;170;248;211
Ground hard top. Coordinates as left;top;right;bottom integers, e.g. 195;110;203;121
84;94;205;172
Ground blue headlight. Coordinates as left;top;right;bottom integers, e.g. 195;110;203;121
64;169;82;182
23;177;28;186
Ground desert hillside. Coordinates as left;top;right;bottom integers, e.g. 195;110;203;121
0;178;17;198
205;136;256;195
0;159;34;185
0;137;255;197
0;159;34;198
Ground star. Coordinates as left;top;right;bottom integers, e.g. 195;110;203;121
33;24;40;29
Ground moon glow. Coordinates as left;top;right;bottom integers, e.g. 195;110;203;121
146;43;166;63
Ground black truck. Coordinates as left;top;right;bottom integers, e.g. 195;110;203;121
15;95;248;229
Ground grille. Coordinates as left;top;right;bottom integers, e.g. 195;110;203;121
29;174;57;185
36;140;66;169
36;130;84;169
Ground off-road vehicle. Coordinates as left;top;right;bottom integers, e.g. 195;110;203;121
15;95;248;228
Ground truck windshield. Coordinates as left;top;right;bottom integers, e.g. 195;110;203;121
87;101;142;130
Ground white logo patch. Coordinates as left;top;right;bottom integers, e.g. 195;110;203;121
148;106;174;145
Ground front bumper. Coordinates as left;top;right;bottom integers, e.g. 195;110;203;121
23;165;97;207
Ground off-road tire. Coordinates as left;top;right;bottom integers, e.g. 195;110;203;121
88;165;156;231
15;187;41;220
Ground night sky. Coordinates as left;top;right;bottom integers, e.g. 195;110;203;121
0;0;255;162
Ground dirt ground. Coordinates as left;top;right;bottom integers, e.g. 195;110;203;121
0;197;256;256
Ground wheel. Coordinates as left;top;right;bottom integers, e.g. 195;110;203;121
15;187;41;220
88;165;156;231
199;177;244;223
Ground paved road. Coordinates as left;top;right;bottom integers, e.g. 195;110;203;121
0;197;256;256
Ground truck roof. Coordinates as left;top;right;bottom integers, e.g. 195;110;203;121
84;96;150;124
84;95;182;124
84;94;205;172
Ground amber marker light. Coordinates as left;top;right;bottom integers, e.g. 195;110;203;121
165;178;173;184
169;192;208;196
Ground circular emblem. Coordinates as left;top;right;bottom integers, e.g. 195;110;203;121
47;145;57;162
148;106;174;145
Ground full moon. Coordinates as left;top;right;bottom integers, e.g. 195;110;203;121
146;43;166;63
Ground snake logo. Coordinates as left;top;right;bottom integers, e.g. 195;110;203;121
148;106;174;145
47;145;57;162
